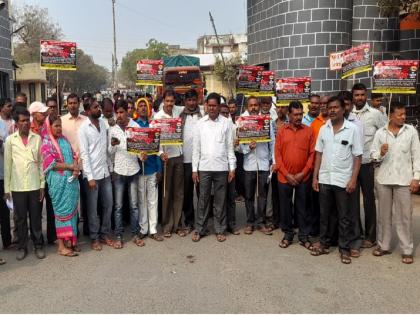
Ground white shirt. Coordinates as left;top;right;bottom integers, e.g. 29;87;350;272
108;119;140;177
346;112;365;147
183;114;201;163
154;109;183;159
100;115;116;130
78;118;111;181
192;114;236;172
0;119;8;179
353;103;387;164
371;124;420;186
315;119;363;188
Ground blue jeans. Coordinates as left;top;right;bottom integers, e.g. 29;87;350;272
113;173;140;237
84;176;113;241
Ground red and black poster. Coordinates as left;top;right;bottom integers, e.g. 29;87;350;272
126;127;160;155
373;60;419;94
136;59;164;86
235;115;271;144
258;71;276;96
149;118;183;145
236;65;264;95
40;40;77;70
275;77;311;106
341;43;371;79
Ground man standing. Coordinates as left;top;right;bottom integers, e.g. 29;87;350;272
370;93;387;117
311;97;363;264
109;100;144;248
135;98;163;242
28;102;48;135
371;102;420;264
101;98;116;129
311;95;329;140
0;116;11;252
154;90;184;238
302;94;321;126
192;93;236;242
0;98;15;135
352;83;387;248
61;93;88;235
275;101;315;249
46;97;59;117
241;97;273;235
78;99;114;250
4;109;45;260
180;89;202;233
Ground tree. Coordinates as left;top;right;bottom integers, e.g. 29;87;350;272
377;0;420;16
13;4;109;94
213;55;243;98
119;39;169;86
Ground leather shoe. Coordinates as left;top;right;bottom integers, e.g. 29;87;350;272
16;248;28;261
34;247;46;259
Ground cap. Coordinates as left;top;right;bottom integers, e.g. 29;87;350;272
28;101;49;114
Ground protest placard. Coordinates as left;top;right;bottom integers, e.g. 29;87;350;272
126;127;161;155
257;71;276;96
236;115;271;144
275;77;311;106
372;60;418;94
341;43;371;79
136;59;164;86
329;51;345;70
236;65;264;95
40;40;77;70
149;118;183;145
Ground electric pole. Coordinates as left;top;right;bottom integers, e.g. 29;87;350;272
112;0;118;90
209;11;234;98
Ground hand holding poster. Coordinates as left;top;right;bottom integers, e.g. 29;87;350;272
236;115;271;144
329;51;345;70
40;40;77;70
257;71;276;96
372;60;418;94
341;43;371;79
275;77;311;106
126;127;160;155
236;65;264;95
136;60;164;86
149;118;183;145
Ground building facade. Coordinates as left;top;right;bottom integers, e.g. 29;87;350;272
247;0;420;120
0;2;13;99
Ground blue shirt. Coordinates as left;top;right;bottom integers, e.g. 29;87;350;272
302;114;316;127
135;118;162;175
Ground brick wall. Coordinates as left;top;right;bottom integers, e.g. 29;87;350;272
0;6;13;98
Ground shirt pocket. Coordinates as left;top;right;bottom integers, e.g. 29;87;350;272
216;129;226;143
336;142;351;160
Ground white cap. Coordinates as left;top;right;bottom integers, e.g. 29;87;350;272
28;101;49;114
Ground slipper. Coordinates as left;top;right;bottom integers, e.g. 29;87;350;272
299;241;313;250
132;236;145;247
163;232;172;238
192;231;201;242
58;251;78;257
149;234;164;241
0;258;6;265
113;239;123;249
279;239;291;248
216;233;226;242
310;246;329;256
340;253;352;264
402;254;414;264
372;246;391;257
177;229;187;237
100;238;114;247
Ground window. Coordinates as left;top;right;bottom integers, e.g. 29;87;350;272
29;83;36;103
0;72;10;98
41;83;46;102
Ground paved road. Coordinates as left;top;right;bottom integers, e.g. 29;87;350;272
1;197;420;313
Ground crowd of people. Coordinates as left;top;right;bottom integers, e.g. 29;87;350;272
0;83;419;266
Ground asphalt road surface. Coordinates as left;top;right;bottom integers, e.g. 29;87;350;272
1;196;420;313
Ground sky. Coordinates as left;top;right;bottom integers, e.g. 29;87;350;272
12;0;247;70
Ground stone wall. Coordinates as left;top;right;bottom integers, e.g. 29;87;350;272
0;5;13;98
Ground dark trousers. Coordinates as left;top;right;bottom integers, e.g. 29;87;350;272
162;156;184;233
45;183;57;243
195;171;228;235
357;163;377;243
0;180;11;248
13;190;44;250
244;170;269;227
183;163;196;229
270;174;280;228
319;184;358;254
78;174;89;236
308;184;320;237
226;179;236;230
235;152;245;197
278;181;311;242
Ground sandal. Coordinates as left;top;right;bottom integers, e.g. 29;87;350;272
113;238;123;249
149;234;164;241
299;241;313;251
244;225;253;235
91;240;102;251
72;245;82;253
350;249;361;258
402;254;414;264
192;231;201;242
132;235;145;247
372;246;391;257
58;250;78;257
310;246;330;256
340;253;352;264
177;229;187;237
0;258;6;265
258;226;273;235
100;237;114;247
163;231;172;238
216;233;226;242
279;239;291;248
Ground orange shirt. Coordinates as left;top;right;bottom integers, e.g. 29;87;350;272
311;115;327;140
275;123;315;184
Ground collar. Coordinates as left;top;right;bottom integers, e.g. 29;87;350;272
203;114;220;122
67;113;84;120
353;103;370;113
13;130;36;139
285;123;304;130
315;114;327;123
326;118;351;131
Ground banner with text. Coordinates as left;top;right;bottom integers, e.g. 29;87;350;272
372;60;419;94
329;51;345;70
126;127;161;155
257;71;276;96
341;43;371;79
275;77;311;106
40;40;77;70
136;59;164;86
236;65;264;95
149;118;183;145
236;115;271;144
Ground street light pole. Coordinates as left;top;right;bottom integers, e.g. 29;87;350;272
112;0;118;90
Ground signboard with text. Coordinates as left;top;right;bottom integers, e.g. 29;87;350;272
126;127;161;155
40;40;77;70
236;65;264;95
149;118;183;145
341;43;371;79
372;60;419;94
275;77;311;106
236;115;271;144
136;59;164;86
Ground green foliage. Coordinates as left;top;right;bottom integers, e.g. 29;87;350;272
119;39;169;86
377;0;420;16
213;55;243;95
